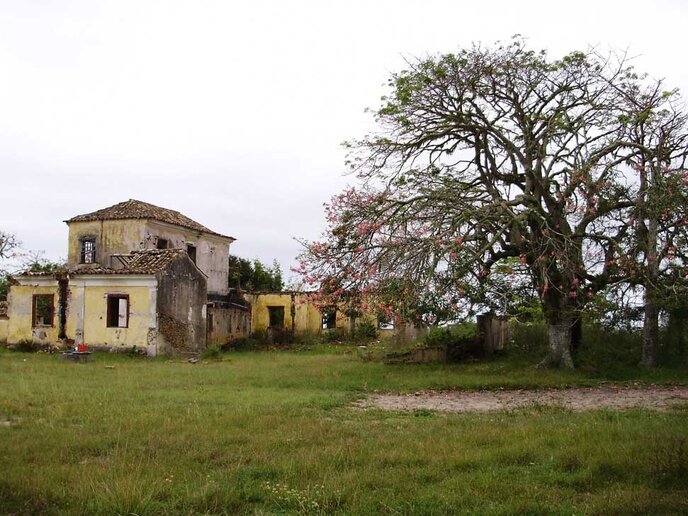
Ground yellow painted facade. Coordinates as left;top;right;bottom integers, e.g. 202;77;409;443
6;280;61;344
247;291;404;339
67;218;232;295
247;292;323;335
67;219;144;268
66;280;154;349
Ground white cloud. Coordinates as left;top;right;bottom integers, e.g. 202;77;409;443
1;0;687;276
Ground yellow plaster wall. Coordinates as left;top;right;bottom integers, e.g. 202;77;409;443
69;285;153;349
294;294;324;334
67;220;145;268
7;284;61;344
248;293;322;335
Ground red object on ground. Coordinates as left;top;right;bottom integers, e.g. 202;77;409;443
76;345;88;352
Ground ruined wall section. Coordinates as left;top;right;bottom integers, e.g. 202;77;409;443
246;292;323;336
207;305;250;345
156;254;207;353
144;220;231;296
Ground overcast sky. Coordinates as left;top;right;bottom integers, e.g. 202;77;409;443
2;0;687;280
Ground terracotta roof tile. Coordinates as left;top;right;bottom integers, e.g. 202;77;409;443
66;199;233;240
70;249;190;275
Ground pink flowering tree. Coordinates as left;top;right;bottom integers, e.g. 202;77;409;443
298;38;688;368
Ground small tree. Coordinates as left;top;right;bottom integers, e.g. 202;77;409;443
298;38;688;368
0;231;20;264
0;231;20;301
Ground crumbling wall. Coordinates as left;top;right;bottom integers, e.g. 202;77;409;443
145;220;231;296
207;305;250;346
156;254;207;353
246;292;322;336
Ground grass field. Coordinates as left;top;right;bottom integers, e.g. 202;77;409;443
1;346;687;515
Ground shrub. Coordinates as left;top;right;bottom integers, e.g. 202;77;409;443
322;328;347;343
510;321;548;355
8;340;41;353
354;320;378;341
423;324;481;362
201;345;222;360
223;336;262;350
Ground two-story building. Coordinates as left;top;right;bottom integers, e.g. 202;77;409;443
6;200;250;355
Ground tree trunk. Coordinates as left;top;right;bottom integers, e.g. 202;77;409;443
641;286;659;368
640;205;660;368
539;314;575;369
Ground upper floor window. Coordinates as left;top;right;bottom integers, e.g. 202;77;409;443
80;238;96;264
187;244;197;264
32;294;54;327
156;237;168;249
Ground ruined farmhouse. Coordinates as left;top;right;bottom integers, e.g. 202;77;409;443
1;199;397;355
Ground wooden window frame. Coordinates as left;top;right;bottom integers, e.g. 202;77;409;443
106;294;129;328
80;238;97;264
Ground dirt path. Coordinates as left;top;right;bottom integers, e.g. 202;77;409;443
356;385;688;412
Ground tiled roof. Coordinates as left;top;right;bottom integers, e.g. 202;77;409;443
66;199;234;240
70;249;188;275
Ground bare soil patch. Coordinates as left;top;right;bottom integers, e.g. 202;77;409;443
356;385;688;412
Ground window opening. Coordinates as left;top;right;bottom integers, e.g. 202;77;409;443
32;294;54;327
378;317;395;330
322;307;337;329
107;295;129;328
268;306;285;328
80;239;96;263
187;244;197;263
156;238;168;249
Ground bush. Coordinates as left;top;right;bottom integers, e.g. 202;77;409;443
510;321;548;355
576;324;643;372
354;320;378;341
423;324;481;362
8;340;42;353
223;336;262;350
201;345;222;360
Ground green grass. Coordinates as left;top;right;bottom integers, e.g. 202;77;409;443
1;347;687;514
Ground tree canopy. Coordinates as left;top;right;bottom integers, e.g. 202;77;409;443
228;255;284;292
298;38;688;368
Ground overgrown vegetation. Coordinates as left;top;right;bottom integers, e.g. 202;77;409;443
228;255;284;291
0;348;686;514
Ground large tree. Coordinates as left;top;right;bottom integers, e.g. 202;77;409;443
298;38;688;368
618;82;688;367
